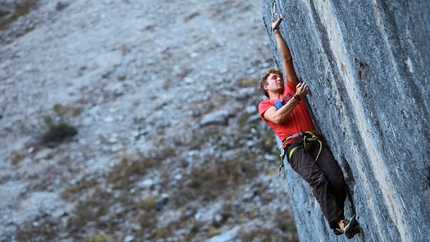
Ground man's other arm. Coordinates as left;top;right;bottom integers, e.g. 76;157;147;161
272;14;299;86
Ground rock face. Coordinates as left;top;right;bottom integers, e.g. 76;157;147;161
262;0;430;241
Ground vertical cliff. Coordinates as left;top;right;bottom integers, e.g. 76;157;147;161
262;0;430;241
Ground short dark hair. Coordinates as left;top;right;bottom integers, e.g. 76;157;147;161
259;68;283;97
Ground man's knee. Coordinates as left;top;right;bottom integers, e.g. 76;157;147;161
331;175;346;188
309;173;328;188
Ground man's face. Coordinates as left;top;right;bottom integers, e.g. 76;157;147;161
265;73;284;94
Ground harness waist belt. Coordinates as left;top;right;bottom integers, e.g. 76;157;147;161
282;129;317;143
278;129;320;175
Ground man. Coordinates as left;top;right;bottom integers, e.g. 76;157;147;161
258;13;359;238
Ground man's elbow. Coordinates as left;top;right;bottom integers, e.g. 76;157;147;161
272;116;285;124
273;120;282;125
283;56;292;63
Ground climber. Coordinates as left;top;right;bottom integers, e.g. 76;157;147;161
258;13;359;238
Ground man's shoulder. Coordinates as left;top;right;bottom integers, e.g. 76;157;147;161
258;99;274;114
258;99;274;106
285;80;297;91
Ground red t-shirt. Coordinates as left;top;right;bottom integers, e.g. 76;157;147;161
258;80;315;146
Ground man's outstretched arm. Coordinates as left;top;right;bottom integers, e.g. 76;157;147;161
272;14;299;86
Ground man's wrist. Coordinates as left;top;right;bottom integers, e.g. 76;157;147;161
293;94;302;101
272;26;279;31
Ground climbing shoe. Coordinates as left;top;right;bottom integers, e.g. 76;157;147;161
332;215;360;238
344;215;360;239
333;227;343;235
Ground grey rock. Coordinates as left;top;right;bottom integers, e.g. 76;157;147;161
205;226;240;242
263;1;430;241
124;235;134;242
139;179;155;189
200;109;230;126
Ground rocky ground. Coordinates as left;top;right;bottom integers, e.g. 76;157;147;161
0;0;298;241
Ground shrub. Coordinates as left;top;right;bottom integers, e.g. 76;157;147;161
40;104;79;144
41;120;78;143
88;232;109;242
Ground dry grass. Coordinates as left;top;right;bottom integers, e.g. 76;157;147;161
61;177;99;200
172;158;258;206
15;103;296;241
67;186;112;233
107;147;173;190
0;0;37;30
16;215;60;242
10;151;25;165
16;146;297;242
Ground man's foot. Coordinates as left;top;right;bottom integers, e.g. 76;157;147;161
332;215;360;238
333;227;343;236
344;215;360;239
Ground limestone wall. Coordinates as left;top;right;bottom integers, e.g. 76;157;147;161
262;0;430;241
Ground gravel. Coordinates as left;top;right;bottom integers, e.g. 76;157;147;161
0;0;298;241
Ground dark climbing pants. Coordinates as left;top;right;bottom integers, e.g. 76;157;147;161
286;136;347;229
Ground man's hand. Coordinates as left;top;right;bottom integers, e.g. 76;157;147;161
272;13;283;30
296;83;310;98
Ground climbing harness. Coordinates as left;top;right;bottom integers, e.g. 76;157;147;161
278;130;323;175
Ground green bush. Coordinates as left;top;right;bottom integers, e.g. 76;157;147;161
42;119;78;143
40;104;79;144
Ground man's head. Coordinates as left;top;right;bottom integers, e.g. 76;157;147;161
260;68;284;98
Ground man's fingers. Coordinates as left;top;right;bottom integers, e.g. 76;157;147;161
296;83;310;96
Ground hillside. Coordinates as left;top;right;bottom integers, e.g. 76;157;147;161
0;0;298;241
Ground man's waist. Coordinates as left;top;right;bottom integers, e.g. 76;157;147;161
281;130;320;143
